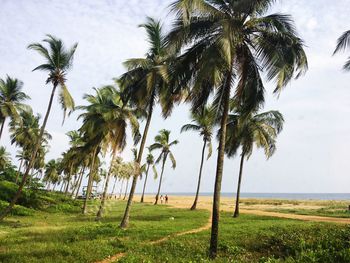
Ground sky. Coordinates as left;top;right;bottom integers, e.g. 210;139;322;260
1;0;350;194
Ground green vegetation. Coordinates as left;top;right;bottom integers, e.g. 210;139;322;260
3;192;350;263
0;197;209;263
120;213;350;263
1;0;350;261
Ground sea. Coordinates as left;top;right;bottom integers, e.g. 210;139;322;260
164;192;350;201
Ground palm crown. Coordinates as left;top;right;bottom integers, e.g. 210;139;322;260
150;129;178;168
119;17;178;117
0;76;30;139
28;34;77;121
181;106;215;158
225;110;284;159
168;0;308;112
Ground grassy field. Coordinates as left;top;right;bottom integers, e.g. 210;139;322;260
1;197;350;262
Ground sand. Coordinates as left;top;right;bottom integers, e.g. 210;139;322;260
134;194;350;224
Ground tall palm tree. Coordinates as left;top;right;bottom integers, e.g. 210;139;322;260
0;146;11;170
140;148;158;203
118;17;180;228
0;35;77;220
181;106;214;210
225;110;284;217
150;129;178;205
0;76;30;140
333;30;350;70
168;0;307;257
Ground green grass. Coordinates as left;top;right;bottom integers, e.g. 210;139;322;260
2;197;350;263
120;213;350;263
0;200;209;263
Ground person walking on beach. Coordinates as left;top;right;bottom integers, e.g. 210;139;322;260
160;195;164;204
165;195;168;204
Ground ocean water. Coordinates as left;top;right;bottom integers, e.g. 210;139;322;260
164;192;350;200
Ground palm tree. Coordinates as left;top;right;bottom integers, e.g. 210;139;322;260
110;156;123;197
78;85;139;218
150;129;178;205
168;0;307;257
0;76;30;140
0;35;77;220
333;30;350;70
181;106;214;210
225;110;284;217
43;159;60;190
140;148;158;203
0;147;11;170
118;17;180;228
10;110;51;183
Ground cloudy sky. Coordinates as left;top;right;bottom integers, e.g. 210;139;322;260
1;0;350;194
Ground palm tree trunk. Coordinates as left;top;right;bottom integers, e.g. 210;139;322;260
234;153;245;218
120;104;153;228
96;151;117;220
118;179;124;199
123;179;129;200
209;72;232;259
15;159;24;184
82;147;98;214
75;166;85;199
140;164;150;203
60;182;65;192
154;155;166;205
0;84;57;220
191;139;206;210
64;164;73;195
111;177;118;196
0;118;6;141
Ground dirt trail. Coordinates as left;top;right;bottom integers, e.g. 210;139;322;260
96;197;350;263
95;213;212;263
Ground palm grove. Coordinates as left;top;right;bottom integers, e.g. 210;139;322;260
5;0;350;259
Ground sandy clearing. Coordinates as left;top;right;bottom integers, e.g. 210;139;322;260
136;195;350;224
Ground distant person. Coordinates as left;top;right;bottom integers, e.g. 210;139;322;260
160;195;164;204
165;195;168;204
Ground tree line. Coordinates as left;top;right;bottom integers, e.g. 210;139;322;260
1;0;350;258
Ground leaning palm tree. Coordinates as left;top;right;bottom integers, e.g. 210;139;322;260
168;0;307;257
333;30;350;70
140;148;158;203
118;17;180;228
0;147;11;170
225;110;284;217
150;129;178;205
0;35;77;220
0;76;30;140
181;106;214;210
